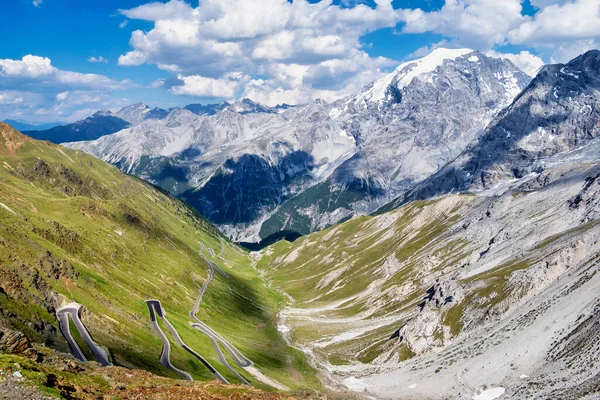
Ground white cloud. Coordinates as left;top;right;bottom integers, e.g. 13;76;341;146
117;0;401;104
549;38;600;63
119;20;128;28
397;0;600;65
0;56;131;124
118;50;146;66
399;0;526;48
87;56;108;63
0;55;55;78
150;78;166;89
32;0;42;7
0;92;24;105
529;0;571;7
56;91;69;101
118;0;599;105
505;0;600;62
508;0;600;45
169;75;242;98
0;55;125;90
486;50;546;77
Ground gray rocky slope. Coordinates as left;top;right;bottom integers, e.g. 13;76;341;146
66;49;530;242
383;49;600;212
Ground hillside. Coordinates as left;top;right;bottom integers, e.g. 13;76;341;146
0;329;317;400
0;122;318;392
259;160;600;398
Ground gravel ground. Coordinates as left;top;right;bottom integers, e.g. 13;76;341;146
0;372;55;400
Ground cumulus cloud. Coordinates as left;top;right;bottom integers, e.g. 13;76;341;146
506;0;600;62
0;56;131;123
169;75;242;98
399;0;526;48
117;0;599;104
508;0;600;45
87;56;108;63
32;0;42;7
0;55;126;90
0;92;25;105
0;55;55;78
119;20;128;28
118;50;146;66
486;50;545;77
117;0;401;105
397;0;600;65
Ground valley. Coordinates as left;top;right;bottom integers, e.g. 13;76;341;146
1;45;600;400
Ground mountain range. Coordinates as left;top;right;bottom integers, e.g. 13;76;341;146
64;48;531;243
2;119;61;132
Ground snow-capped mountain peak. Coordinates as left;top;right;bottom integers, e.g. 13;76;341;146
355;48;475;104
115;103;168;125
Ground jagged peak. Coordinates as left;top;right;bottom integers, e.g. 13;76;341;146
354;48;476;104
120;102;149;111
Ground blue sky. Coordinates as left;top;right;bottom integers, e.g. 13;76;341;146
1;0;599;123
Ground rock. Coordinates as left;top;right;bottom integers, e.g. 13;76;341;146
0;328;33;354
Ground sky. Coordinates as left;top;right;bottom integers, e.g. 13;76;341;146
1;0;599;124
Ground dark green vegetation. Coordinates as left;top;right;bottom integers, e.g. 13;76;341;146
259;178;381;241
0;123;318;390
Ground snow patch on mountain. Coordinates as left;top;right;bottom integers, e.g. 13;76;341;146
353;48;474;105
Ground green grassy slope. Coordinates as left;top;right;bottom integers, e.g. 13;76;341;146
258;197;473;364
258;173;598;368
0;123;318;390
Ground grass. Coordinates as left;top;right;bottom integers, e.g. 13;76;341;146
259;195;475;365
0;124;319;391
0;348;319;400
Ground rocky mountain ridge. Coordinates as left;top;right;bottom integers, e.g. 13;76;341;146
260;158;600;399
381;49;600;212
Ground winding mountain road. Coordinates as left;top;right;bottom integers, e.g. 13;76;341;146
143;239;287;389
56;303;111;366
191;242;252;385
145;300;230;382
146;300;193;381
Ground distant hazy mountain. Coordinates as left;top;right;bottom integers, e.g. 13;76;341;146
67;49;531;242
184;98;295;116
24;112;131;144
21;103;171;144
3;119;61;132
